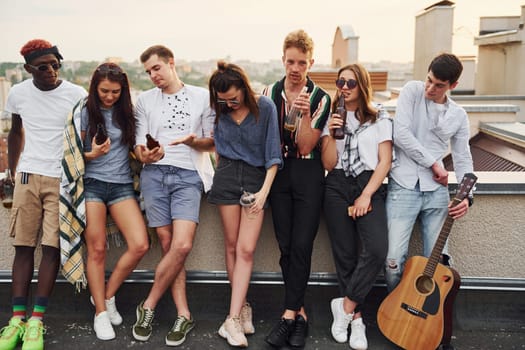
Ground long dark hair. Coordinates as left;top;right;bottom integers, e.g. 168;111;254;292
86;62;135;147
333;64;378;124
208;61;259;123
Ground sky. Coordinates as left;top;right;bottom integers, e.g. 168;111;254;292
1;0;523;65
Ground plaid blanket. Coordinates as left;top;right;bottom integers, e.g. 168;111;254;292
59;98;88;291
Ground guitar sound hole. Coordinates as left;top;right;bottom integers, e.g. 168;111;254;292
415;275;434;294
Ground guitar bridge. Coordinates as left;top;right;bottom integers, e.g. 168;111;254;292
401;303;428;319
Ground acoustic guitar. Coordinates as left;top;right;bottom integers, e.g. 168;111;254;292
377;173;477;350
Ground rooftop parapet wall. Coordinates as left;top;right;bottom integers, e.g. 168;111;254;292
1;172;524;289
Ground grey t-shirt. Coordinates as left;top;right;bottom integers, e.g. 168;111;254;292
81;106;132;184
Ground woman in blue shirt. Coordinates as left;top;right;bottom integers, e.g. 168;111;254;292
80;63;149;341
208;61;282;348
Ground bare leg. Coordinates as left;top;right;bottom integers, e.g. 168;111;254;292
12;246;36;299
143;220;196;310
34;245;60;298
105;199;149;299
84;202;109;315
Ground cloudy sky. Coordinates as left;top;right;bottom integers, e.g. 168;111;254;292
1;0;523;64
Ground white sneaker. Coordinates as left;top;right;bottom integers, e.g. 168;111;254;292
330;297;353;343
94;311;116;340
240;303;255;335
218;316;248;347
105;296;123;326
349;317;368;350
90;295;123;326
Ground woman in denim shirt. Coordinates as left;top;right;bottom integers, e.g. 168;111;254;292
208;61;282;348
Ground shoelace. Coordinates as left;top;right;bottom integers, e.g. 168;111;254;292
172;316;185;332
334;313;353;333
292;319;306;336
231;317;243;333
0;323;24;337
140;309;154;328
274;319;292;337
23;323;45;341
240;304;251;321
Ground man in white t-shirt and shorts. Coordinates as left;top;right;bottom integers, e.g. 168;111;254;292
0;39;86;350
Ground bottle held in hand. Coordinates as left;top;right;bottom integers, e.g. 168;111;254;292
239;191;256;207
146;134;160;150
240;191;257;219
2;169;14;209
94;123;108;145
284;86;308;132
284;106;302;132
332;95;346;140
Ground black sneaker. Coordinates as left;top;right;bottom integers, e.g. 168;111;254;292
288;314;308;348
265;318;295;348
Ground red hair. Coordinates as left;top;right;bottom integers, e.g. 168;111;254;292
20;39;53;57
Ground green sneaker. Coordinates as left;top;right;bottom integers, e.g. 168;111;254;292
0;317;25;350
132;300;155;341
165;315;195;346
21;319;45;350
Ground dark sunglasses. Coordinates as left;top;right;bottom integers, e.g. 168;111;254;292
335;78;358;90
96;66;124;76
27;62;62;71
217;98;241;106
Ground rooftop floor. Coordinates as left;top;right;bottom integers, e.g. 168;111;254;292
1;282;523;349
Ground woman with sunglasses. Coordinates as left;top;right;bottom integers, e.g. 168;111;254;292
208;61;282;348
321;64;392;350
79;63;149;340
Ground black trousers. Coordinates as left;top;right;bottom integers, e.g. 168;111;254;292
323;169;388;305
269;158;325;311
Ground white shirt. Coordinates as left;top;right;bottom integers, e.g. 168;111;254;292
5;79;87;178
390;80;473;191
322;108;392;171
135;84;215;192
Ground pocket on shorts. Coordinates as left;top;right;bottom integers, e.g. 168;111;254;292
8;207;19;238
216;157;233;171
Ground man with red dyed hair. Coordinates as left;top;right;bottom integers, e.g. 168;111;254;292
0;39;86;350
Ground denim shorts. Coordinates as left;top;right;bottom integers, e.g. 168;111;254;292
140;165;203;227
84;178;136;206
208;157;267;207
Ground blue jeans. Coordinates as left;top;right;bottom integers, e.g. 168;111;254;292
140;165;203;226
385;178;449;292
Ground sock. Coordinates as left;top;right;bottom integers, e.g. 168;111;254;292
30;296;48;321
12;297;27;320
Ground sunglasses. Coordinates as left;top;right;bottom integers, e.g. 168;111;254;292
27;62;62;71
96;66;124;76
217;98;241;106
335;78;358;90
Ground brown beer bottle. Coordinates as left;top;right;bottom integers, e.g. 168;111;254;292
332;95;346;140
146;134;160;150
94;123;108;145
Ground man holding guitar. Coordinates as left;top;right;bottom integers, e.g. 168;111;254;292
383;53;474;350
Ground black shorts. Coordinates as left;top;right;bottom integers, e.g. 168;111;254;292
208;157;267;206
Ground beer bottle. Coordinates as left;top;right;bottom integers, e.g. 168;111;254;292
146;134;160;150
332;95;346;140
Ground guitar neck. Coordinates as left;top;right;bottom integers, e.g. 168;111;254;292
423;198;461;276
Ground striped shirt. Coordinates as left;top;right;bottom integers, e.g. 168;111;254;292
263;77;331;159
